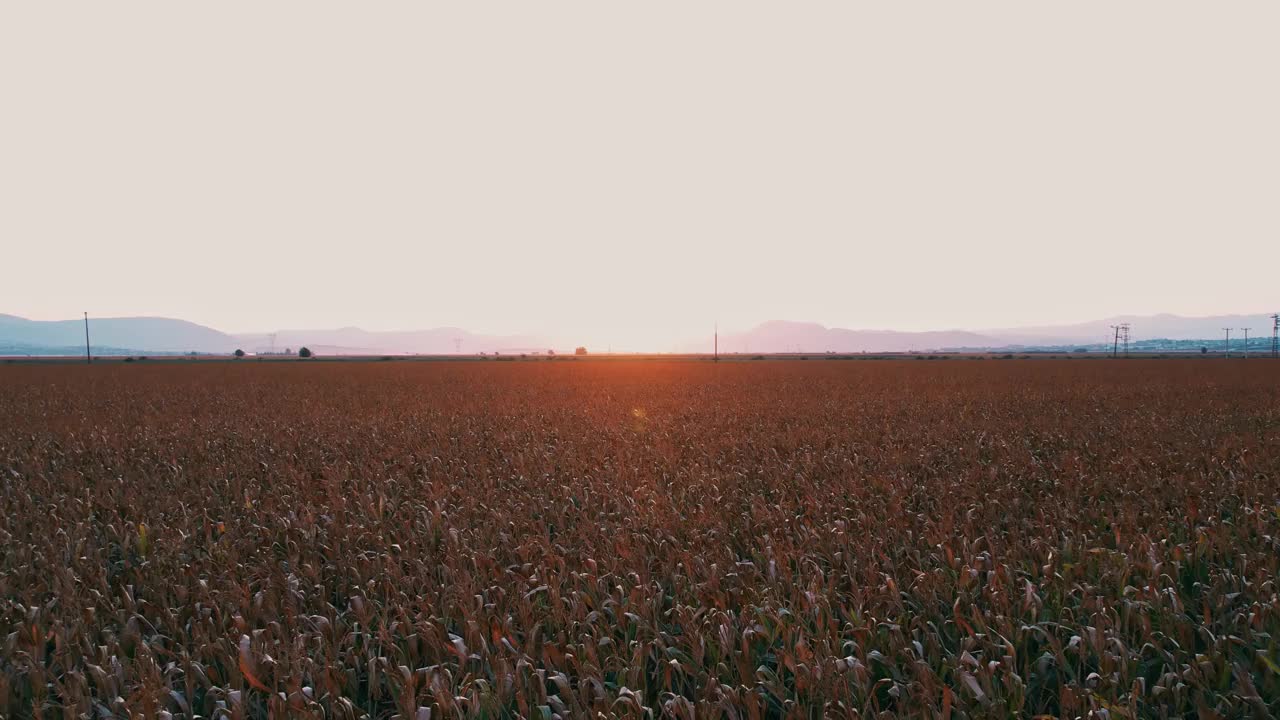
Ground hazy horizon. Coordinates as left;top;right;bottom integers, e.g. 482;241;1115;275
5;304;1274;345
4;2;1277;350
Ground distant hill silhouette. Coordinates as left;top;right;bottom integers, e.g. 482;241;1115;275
0;315;236;354
705;321;999;354
3;311;1275;355
985;313;1280;344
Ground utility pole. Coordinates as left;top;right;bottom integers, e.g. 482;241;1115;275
1223;328;1232;358
1241;328;1251;359
1272;314;1279;359
83;312;91;364
714;322;719;362
1110;324;1122;358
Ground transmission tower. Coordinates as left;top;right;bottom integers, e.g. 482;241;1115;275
1110;323;1130;358
453;337;462;354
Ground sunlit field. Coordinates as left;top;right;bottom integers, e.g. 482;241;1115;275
2;360;1279;718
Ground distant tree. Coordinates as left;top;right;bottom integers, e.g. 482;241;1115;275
575;346;588;356
547;349;556;357
298;347;313;358
234;349;245;358
1201;347;1208;354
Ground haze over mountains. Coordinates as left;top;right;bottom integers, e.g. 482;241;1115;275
690;322;999;355
0;315;544;356
684;313;1277;354
3;312;1276;356
0;314;234;355
987;314;1276;345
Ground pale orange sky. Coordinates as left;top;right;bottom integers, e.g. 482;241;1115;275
2;2;1277;350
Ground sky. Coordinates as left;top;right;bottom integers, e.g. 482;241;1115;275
2;2;1278;350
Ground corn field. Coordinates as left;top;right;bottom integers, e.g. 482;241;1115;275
2;359;1280;718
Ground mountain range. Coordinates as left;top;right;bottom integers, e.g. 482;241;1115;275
0;314;544;356
0;314;234;355
697;321;999;354
985;314;1273;345
1;312;1275;356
